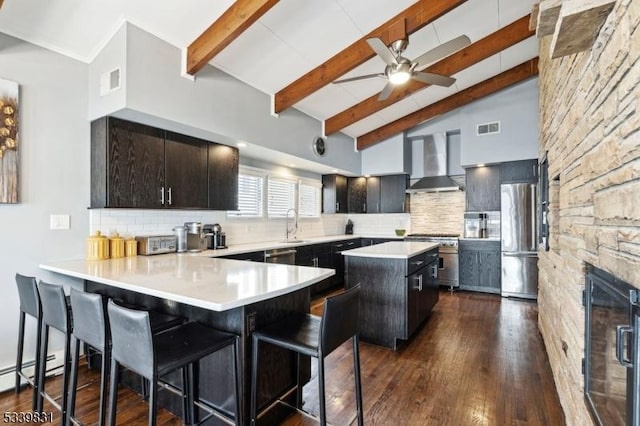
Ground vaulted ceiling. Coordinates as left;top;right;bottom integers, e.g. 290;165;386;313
0;0;539;149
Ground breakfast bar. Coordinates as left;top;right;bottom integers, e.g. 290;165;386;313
40;254;335;425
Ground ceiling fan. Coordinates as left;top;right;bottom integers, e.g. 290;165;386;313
333;34;471;101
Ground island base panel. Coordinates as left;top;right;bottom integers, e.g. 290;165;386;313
85;281;311;425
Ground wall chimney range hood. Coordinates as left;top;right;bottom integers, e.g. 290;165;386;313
406;133;461;193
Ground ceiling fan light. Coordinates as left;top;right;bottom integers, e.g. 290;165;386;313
389;70;411;85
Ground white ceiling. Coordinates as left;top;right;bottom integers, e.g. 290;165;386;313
0;0;538;141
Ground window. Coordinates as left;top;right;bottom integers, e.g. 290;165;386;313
298;180;321;218
227;166;322;220
228;167;264;218
267;177;296;217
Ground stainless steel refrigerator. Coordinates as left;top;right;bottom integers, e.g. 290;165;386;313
500;183;538;299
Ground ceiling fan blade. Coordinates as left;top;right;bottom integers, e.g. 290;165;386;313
367;38;397;66
378;82;395;101
412;72;456;87
413;35;471;68
333;73;384;84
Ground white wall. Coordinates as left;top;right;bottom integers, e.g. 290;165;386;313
0;33;89;383
90;23;361;174
361;133;410;175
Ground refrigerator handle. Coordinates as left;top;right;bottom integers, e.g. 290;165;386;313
632;303;640;426
616;325;633;368
531;184;537;251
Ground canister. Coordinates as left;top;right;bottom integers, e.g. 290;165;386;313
87;231;109;260
109;232;125;259
125;237;138;257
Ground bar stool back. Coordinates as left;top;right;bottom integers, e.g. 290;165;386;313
106;300;242;426
15;274;42;411
36;281;73;424
67;289;109;426
250;285;363;426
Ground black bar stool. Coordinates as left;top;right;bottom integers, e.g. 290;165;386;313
36;281;73;424
67;291;186;426
106;300;242;426
250;285;363;426
15;274;42;411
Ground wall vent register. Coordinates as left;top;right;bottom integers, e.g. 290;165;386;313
476;121;501;135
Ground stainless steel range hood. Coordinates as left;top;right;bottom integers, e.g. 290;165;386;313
406;133;461;193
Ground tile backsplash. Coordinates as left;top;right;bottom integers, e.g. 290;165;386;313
89;210;410;245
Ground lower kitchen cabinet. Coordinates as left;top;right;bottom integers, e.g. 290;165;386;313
458;240;501;294
218;251;265;262
344;247;439;349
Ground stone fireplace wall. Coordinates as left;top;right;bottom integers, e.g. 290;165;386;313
538;1;640;424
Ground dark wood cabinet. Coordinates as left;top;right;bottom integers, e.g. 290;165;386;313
499;159;538;184
347;177;367;213
219;251;265;262
458;240;501;294
164;131;209;208
208;143;239;210
465;165;500;211
91;117;165;208
366;176;381;213
322;174;348;213
344;247;439;349
380;174;409;213
91;117;239;210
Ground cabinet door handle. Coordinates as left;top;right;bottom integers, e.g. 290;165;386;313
616;325;633;367
533;164;537;178
160;187;165;205
417;274;423;291
168;187;173;205
377;202;380;212
313;257;318;267
336;202;339;212
363;202;366;212
402;201;405;212
411;260;424;267
431;264;438;279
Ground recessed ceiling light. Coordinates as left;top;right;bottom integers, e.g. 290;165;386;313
477;163;485;167
289;164;296;168
237;142;247;147
331;169;338;172
364;174;371;178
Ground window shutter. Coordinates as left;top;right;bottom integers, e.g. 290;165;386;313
267;177;296;217
228;170;264;217
299;182;321;218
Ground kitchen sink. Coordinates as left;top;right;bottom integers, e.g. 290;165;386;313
278;240;308;244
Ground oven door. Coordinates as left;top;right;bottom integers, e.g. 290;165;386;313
437;248;458;288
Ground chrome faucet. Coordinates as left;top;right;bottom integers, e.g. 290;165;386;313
286;208;298;241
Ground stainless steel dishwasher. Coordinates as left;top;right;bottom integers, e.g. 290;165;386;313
264;248;297;264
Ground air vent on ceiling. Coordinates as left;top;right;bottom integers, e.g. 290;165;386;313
476;121;500;135
100;67;121;96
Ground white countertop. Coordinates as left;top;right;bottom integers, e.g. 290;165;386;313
341;241;439;259
192;234;404;258
40;255;334;312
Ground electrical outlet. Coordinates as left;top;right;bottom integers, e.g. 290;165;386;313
50;214;70;230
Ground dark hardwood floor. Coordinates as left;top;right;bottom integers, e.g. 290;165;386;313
0;290;565;425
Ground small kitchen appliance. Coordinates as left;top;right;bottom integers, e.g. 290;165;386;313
136;235;177;255
173;226;187;253
345;219;354;235
184;222;206;252
464;213;488;238
204;224;227;249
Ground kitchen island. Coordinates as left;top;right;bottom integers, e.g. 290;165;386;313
40;254;334;425
342;241;440;350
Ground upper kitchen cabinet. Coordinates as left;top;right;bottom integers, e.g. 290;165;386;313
322;174;348;213
208;143;239;211
366;175;409;213
164;131;208;208
380;174;409;213
465;165;500;211
91;117;165;208
347;177;367;213
91;117;238;210
499;159;538;184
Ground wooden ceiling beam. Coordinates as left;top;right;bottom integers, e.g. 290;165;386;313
356;58;539;150
273;0;467;113
186;0;279;75
324;15;535;136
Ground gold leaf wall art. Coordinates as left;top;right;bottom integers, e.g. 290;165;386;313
0;78;18;203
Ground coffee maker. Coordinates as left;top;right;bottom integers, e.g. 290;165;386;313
204;223;227;249
184;222;207;252
464;213;488;238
